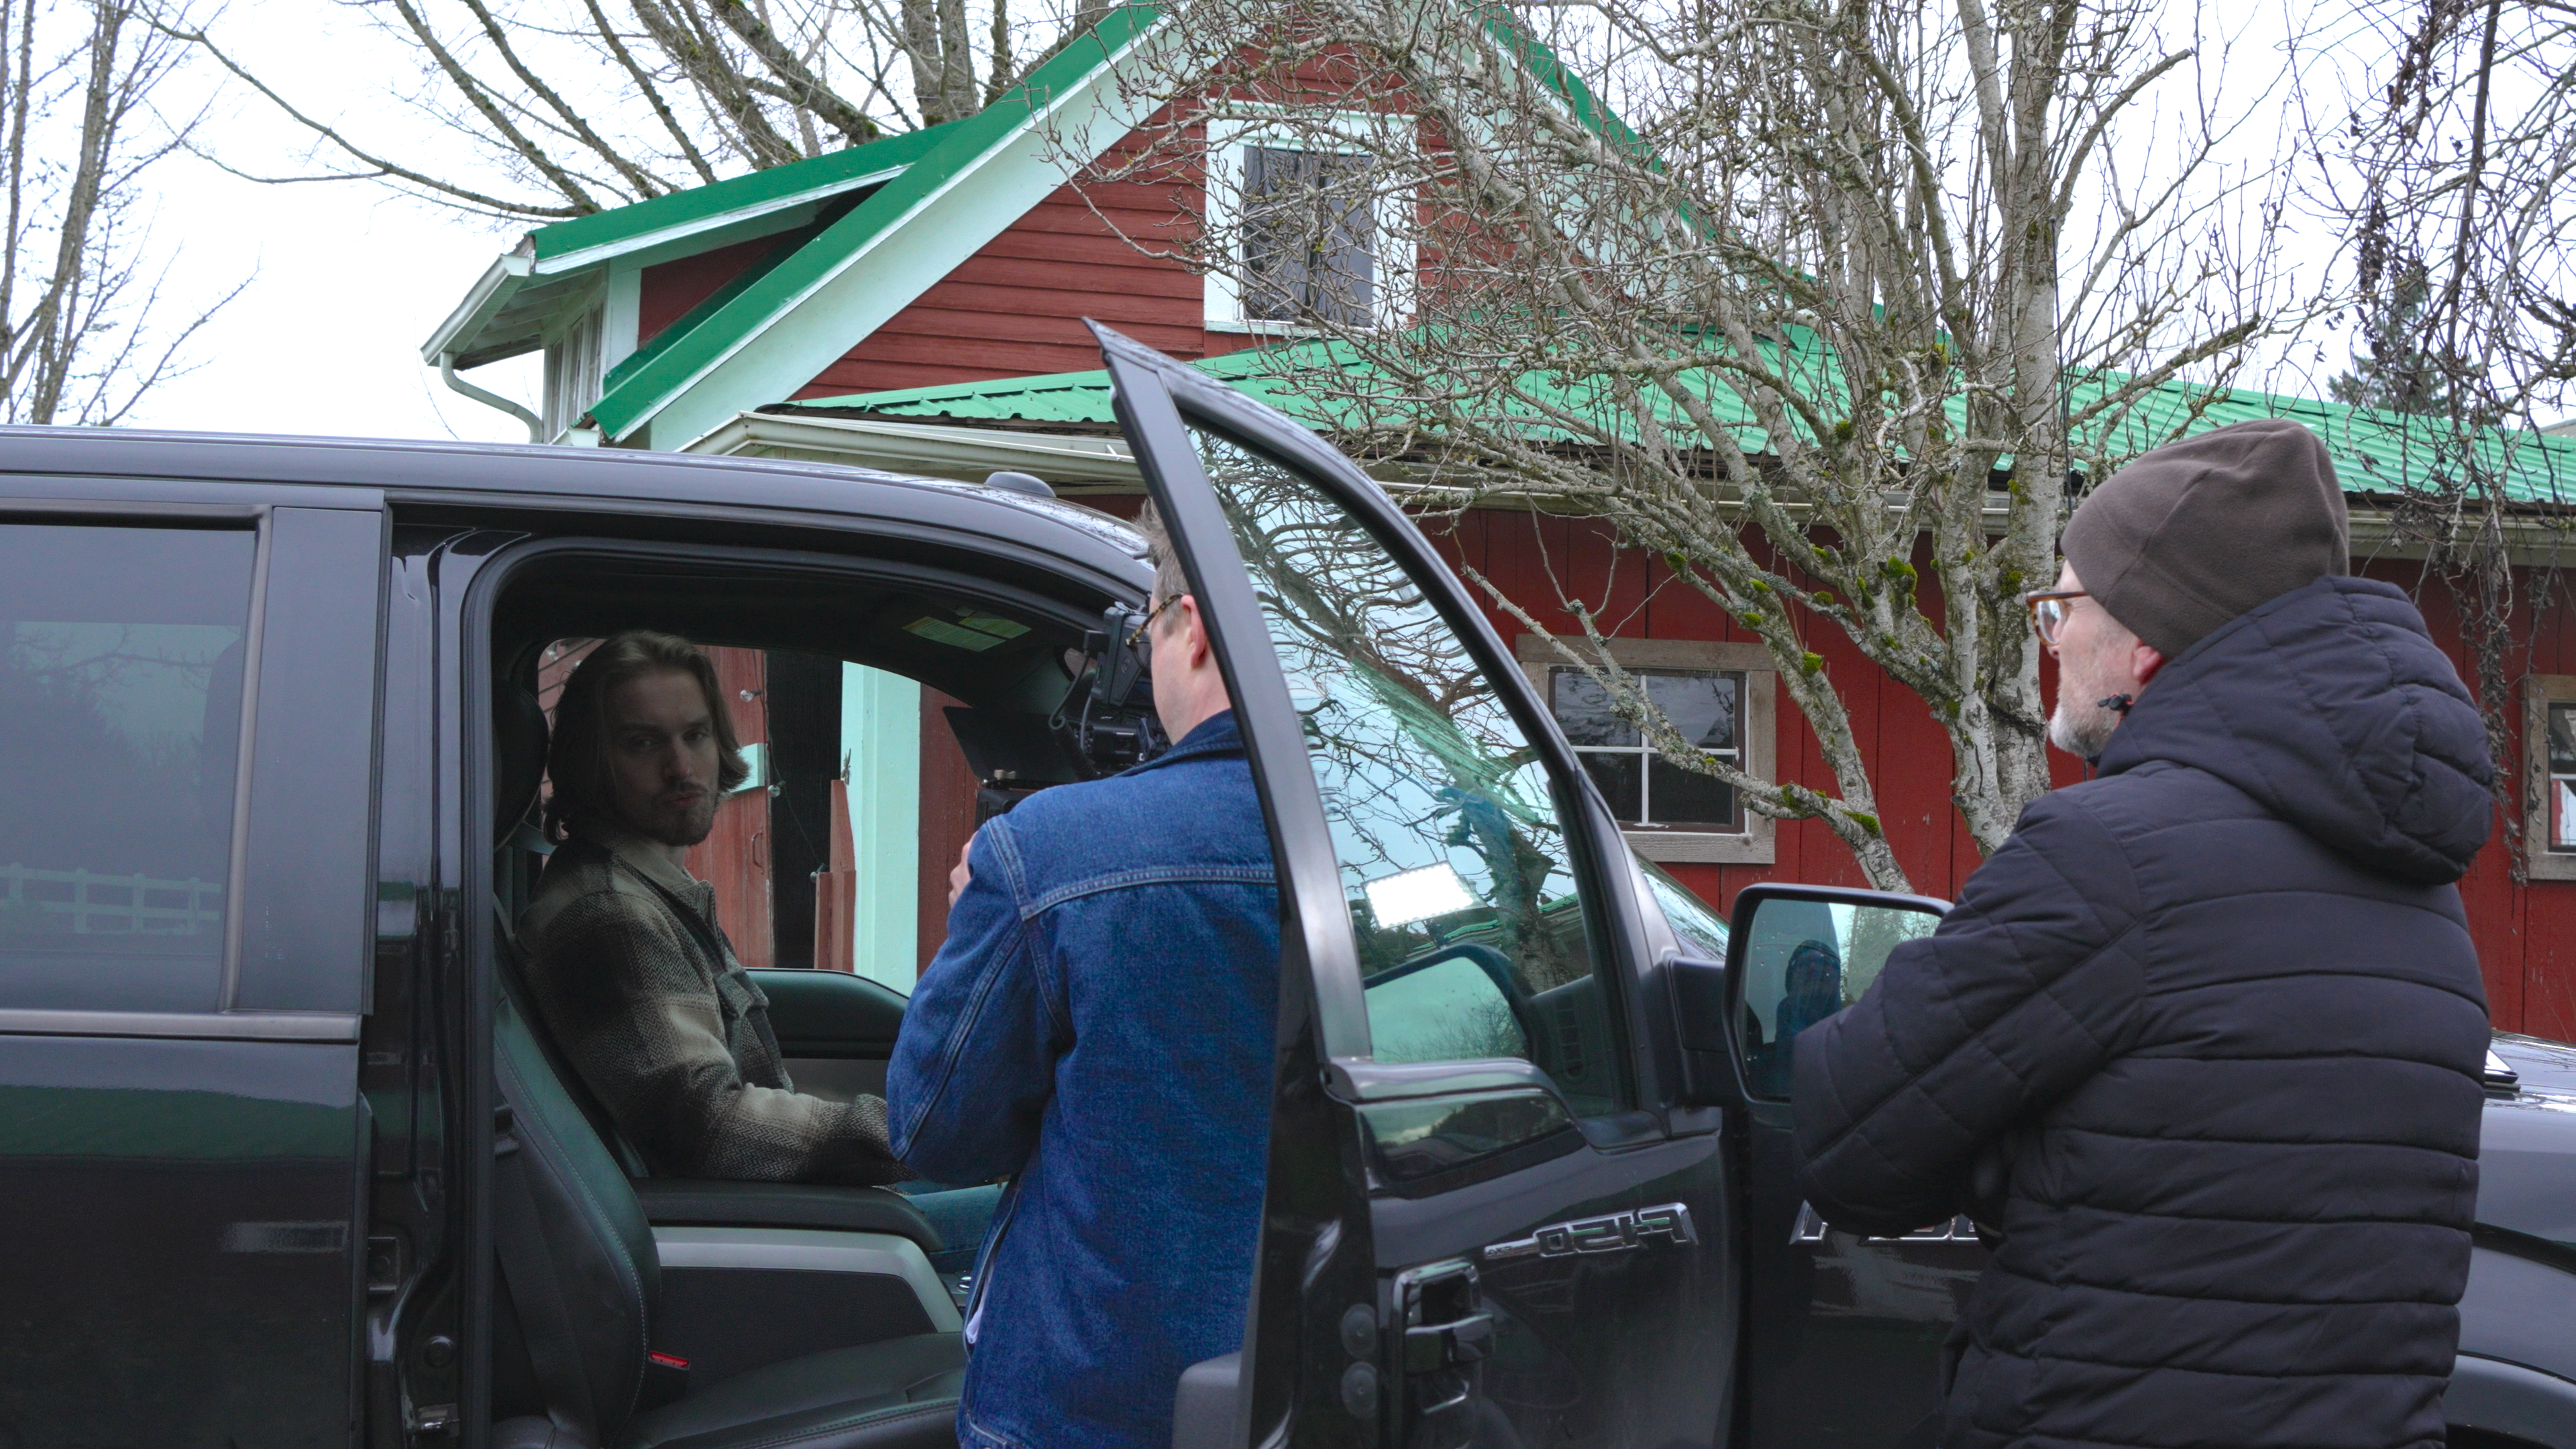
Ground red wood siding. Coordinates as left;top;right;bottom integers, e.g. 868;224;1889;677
686;646;775;969
812;765;859;973
796;178;1215;398
640;237;784;348
916;686;982;973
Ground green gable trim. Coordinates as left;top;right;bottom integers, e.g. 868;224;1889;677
600;225;816;397
588;5;1165;442
526;120;962;267
1472;4;1652;168
790;346;2576;507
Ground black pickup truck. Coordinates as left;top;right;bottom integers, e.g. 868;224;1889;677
0;329;2569;1449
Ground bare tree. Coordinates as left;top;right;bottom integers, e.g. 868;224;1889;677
161;0;1073;221
1083;0;2305;889
2318;0;2575;873
0;0;229;425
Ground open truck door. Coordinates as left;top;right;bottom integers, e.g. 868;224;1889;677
1097;324;1741;1449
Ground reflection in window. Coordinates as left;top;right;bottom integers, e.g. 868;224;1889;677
1189;428;1623;1114
1642;863;1728;960
0;525;254;1009
1551;667;1743;830
1738;901;1935;1097
2551;703;2576;851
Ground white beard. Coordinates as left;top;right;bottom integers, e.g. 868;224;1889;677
2048;690;2124;758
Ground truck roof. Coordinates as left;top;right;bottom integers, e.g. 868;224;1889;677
0;425;1149;589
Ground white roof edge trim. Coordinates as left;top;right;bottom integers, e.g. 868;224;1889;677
421;252;535;363
532;163;914;276
612;15;1170;442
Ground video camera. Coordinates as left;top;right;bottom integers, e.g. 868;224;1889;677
944;601;1171;826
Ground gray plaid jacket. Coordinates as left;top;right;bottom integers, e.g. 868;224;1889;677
517;822;906;1185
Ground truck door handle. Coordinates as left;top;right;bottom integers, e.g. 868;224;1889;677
1402;1311;1493;1373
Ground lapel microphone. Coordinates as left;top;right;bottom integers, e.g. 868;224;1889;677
2096;694;2135;715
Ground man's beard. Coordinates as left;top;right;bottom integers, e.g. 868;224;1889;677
2047;693;2123;759
2048;633;2134;758
625;789;718;848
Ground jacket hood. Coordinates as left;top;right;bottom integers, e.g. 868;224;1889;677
2094;575;2493;884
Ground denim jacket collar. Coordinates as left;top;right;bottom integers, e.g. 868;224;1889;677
1131;710;1245;775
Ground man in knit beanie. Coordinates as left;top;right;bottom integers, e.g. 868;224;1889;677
2042;418;2350;756
1794;419;2494;1449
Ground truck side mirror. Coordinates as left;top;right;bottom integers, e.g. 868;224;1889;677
1669;883;1948;1108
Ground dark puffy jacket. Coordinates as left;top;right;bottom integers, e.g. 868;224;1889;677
1793;575;2494;1449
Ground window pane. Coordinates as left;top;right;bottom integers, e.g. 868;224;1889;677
1550;667;1638;747
1644;670;1736;751
1239;145;1375;327
1577;751;1642;825
1191;427;1621;1114
2550;704;2576;852
1239;146;1311;323
1646;756;1737;830
0;525;254;1012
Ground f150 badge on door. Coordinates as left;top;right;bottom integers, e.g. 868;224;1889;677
1482;1203;1696;1262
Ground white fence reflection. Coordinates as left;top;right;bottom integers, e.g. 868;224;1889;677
0;865;223;935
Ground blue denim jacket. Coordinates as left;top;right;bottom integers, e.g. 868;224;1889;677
888;712;1280;1449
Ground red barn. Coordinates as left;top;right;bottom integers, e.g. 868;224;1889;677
426;5;2576;1038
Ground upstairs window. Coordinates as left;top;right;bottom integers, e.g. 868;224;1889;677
1205;121;1405;333
1240;146;1375;327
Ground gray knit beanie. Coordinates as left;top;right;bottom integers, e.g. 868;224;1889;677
2059;418;2351;659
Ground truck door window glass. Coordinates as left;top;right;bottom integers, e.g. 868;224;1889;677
1188;427;1625;1116
0;523;254;1012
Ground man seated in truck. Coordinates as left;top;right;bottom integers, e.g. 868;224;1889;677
517;629;909;1185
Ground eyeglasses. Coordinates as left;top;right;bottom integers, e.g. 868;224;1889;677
1125;594;1179;649
2023;588;2087;645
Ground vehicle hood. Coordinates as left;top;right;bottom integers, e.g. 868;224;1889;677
2477;1032;2576;1250
2096;576;2493;885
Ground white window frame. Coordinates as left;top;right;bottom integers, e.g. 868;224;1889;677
2526;674;2576;881
1519;636;1777;865
1202;112;1413;334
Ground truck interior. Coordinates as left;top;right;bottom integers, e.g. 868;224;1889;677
462;542;1156;1449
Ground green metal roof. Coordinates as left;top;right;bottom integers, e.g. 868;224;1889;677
522;122;963;266
423;122;963;370
786;342;2576;507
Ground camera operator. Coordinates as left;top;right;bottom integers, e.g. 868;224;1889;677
887;502;1280;1449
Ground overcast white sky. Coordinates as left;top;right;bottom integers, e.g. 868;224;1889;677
120;0;2400;445
124;1;547;443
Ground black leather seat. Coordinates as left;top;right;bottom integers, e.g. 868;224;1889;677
485;673;963;1449
492;986;965;1449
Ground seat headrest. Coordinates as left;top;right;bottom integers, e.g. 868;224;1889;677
496;682;550;846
